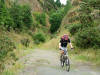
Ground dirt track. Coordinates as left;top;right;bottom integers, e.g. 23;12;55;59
17;49;100;75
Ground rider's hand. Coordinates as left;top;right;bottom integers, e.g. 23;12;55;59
59;48;62;50
71;47;74;50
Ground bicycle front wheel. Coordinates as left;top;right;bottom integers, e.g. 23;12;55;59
65;58;70;72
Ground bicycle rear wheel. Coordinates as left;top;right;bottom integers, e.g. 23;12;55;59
65;57;70;72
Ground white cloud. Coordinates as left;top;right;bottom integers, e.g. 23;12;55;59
54;0;67;5
60;0;67;5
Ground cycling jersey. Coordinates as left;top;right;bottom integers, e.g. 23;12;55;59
60;39;70;47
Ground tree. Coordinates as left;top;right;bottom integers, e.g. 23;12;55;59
22;5;33;29
0;0;14;31
56;0;61;7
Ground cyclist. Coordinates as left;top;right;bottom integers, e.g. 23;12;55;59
59;34;73;57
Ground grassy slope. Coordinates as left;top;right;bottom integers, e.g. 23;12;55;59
41;1;100;65
17;0;43;12
1;0;51;74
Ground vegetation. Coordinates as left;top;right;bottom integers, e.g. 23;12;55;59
68;23;82;35
67;0;100;49
0;0;100;74
33;32;46;44
75;27;100;48
0;0;14;31
33;12;46;26
0;35;16;72
21;38;30;47
49;0;72;33
49;11;63;33
9;3;33;31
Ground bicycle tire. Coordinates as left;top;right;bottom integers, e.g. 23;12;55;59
60;56;64;67
65;57;70;72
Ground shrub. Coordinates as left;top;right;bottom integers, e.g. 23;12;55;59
22;5;33;29
21;38;30;47
68;16;79;23
49;0;72;33
9;3;33;31
33;32;46;44
79;14;93;27
68;23;82;35
33;12;46;26
49;12;63;33
75;27;100;48
9;3;24;31
0;35;16;71
64;0;72;14
72;0;79;6
0;0;14;31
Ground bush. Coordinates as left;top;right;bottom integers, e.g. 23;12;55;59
68;16;79;23
64;0;72;14
75;27;100;48
33;32;46;44
72;0;79;6
49;0;72;33
0;0;14;31
68;23;82;35
22;5;33;29
21;38;30;47
9;3;23;31
0;35;16;71
9;3;33;31
49;12;63;33
33;12;46;26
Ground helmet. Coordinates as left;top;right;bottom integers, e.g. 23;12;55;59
61;34;69;40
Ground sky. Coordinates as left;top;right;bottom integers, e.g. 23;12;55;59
60;0;67;5
54;0;67;5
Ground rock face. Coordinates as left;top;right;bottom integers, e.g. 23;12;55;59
18;0;43;12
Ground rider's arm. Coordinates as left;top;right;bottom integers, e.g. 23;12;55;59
59;43;61;49
59;39;62;49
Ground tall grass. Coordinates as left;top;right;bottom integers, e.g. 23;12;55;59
70;48;100;65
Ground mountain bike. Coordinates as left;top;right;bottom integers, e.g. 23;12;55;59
60;51;70;72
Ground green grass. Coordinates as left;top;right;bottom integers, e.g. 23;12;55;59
2;62;24;75
70;48;100;65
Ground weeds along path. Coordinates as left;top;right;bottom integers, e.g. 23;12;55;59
17;49;100;75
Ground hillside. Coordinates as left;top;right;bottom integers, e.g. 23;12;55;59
0;0;100;75
42;0;100;64
17;0;43;12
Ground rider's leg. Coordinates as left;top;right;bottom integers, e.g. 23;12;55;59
60;50;64;61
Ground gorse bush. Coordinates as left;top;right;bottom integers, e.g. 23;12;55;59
33;32;46;44
9;3;33;31
21;38;30;47
68;23;82;35
22;5;33;29
72;0;79;6
9;4;23;31
49;12;63;33
75;27;100;48
55;0;61;8
0;0;14;31
69;16;79;23
0;35;16;71
33;12;46;26
79;2;94;28
69;0;100;49
64;0;72;14
0;0;33;31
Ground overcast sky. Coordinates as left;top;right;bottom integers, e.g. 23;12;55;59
54;0;67;5
60;0;67;5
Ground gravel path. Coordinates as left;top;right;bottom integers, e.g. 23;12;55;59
17;49;100;75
